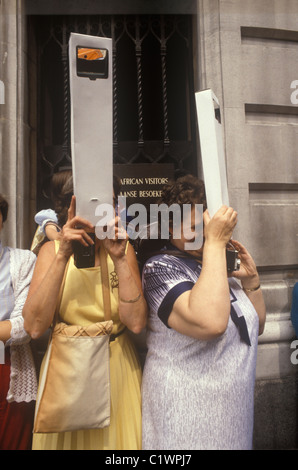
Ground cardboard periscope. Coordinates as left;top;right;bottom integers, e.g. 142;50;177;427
69;32;113;225
195;89;229;218
69;33;113;267
195;89;240;271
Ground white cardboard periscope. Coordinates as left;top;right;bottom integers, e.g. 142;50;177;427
69;33;113;226
195;89;229;218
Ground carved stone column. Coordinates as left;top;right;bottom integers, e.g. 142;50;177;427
195;0;298;449
0;0;34;248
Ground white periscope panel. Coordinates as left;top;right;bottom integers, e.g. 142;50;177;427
69;33;113;226
195;89;229;218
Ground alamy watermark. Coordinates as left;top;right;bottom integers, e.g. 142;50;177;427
95;198;204;251
290;340;298;365
290;80;298;105
0;341;4;365
0;80;4;105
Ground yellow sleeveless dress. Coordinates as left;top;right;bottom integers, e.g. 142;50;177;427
32;242;142;450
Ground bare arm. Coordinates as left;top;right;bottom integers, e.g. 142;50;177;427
168;206;238;340
23;241;68;338
0;321;12;343
44;223;61;241
103;218;148;334
23;196;94;339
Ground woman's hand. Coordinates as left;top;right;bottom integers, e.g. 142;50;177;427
229;239;260;289
229;240;266;334
101;217;147;334
102;216;128;263
58;196;94;260
170;206;238;340
203;205;238;247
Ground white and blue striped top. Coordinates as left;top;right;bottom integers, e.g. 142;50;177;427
142;250;260;450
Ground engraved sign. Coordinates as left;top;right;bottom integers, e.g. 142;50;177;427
114;163;175;209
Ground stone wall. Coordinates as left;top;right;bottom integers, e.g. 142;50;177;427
196;0;298;449
0;0;35;249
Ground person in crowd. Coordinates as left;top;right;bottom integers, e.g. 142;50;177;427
141;175;266;450
31;170;73;254
0;194;37;450
23;186;148;450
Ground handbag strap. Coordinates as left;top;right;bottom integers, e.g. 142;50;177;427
53;257;71;326
100;245;112;321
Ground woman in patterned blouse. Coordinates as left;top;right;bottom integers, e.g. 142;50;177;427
141;175;266;450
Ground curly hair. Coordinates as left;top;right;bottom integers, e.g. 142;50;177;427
160;174;207;214
137;174;207;268
0;194;8;223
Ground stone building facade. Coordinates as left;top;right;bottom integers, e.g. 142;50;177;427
0;0;297;449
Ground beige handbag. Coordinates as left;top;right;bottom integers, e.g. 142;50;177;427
34;246;114;433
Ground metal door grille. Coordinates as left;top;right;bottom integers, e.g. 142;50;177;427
30;14;197;204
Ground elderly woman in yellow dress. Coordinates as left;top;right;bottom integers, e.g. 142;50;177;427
23;195;147;450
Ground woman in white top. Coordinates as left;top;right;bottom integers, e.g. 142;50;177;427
0;194;37;450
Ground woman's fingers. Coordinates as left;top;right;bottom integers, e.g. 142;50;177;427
230;239;252;258
210;205;237;229
203;205;238;247
72;229;95;246
66;196;94;232
62;220;94;250
104;216;128;241
67;195;76;222
222;207;238;232
203;209;211;225
66;215;94;231
221;206;237;223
